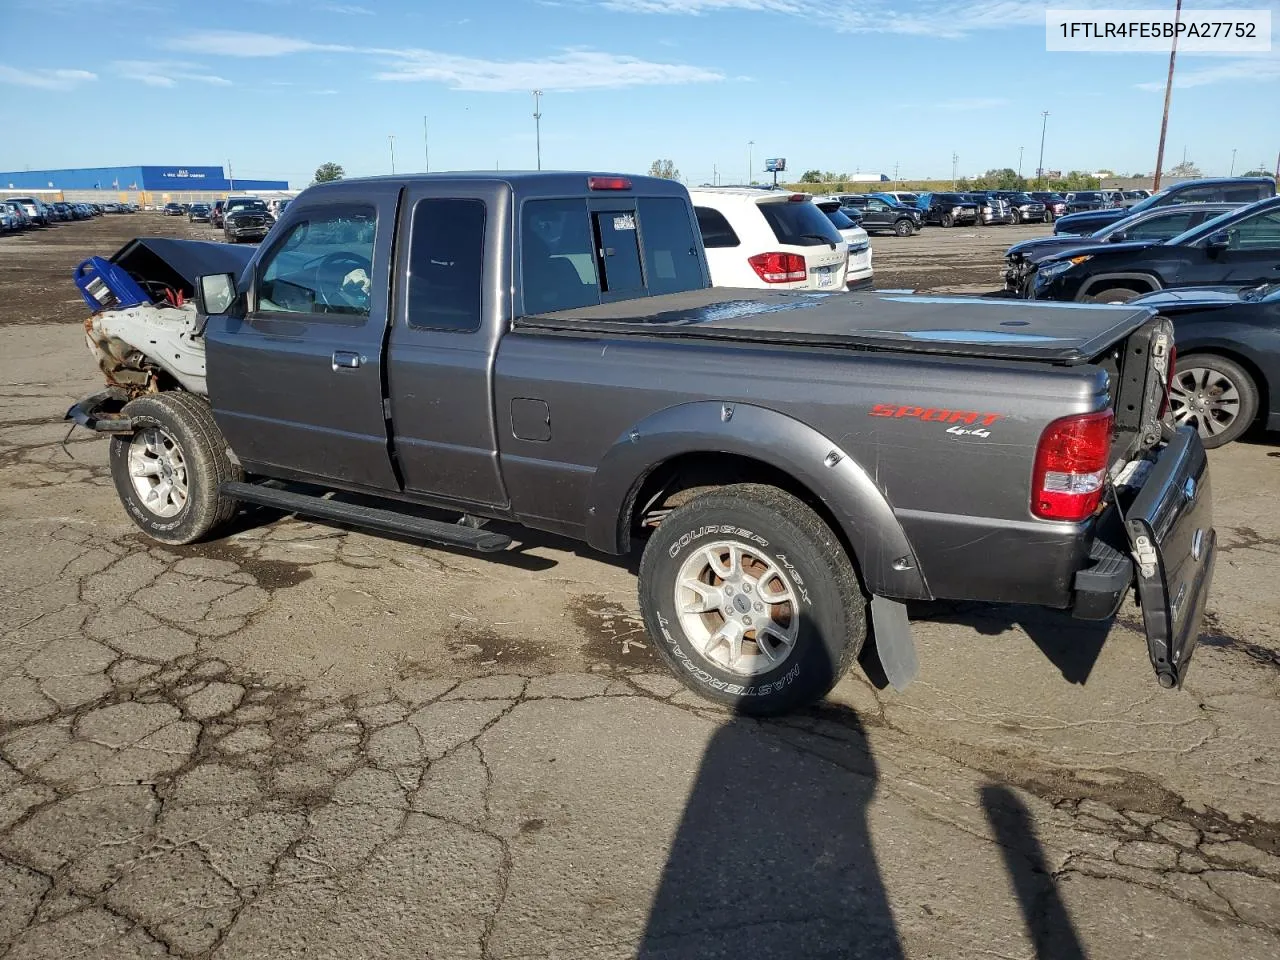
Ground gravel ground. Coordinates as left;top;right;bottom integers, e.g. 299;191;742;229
0;215;1277;960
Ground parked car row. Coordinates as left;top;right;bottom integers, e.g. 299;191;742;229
0;196;135;232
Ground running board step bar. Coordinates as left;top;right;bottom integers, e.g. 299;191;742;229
221;482;513;553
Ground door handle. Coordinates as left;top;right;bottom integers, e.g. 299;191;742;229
332;351;361;370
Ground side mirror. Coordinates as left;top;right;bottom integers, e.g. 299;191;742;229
197;273;236;316
1206;231;1230;254
1109;231;1127;242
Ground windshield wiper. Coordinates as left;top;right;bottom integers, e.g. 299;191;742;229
801;233;837;249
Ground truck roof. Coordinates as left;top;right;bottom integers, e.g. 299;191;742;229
515;288;1157;364
304;171;690;197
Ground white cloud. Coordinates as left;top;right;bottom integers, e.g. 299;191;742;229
1136;55;1280;90
318;3;373;13
598;0;796;11
164;30;350;57
0;66;97;90
113;60;232;87
375;49;724;91
163;30;725;91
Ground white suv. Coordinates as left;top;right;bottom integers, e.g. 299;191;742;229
813;198;874;289
690;188;849;291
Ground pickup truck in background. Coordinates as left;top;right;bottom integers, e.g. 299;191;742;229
67;172;1216;715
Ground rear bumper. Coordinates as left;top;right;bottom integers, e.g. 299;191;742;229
846;276;875;291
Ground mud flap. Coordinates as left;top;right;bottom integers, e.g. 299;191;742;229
871;595;918;692
1124;426;1216;688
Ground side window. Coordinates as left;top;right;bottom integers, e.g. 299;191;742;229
592;210;644;294
1223;186;1265;202
1168;186;1217;204
521;199;600;314
257;205;376;319
1127;210;1195;240
695;207;739;248
867;199;888;212
1225;210;1280;250
636;197;704;295
407;198;485;332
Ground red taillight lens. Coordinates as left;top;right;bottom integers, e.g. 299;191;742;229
1032;410;1114;521
747;252;807;283
587;176;631;191
1159;345;1176;418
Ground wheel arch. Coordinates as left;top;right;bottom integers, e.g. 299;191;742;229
585;401;931;600
1076;272;1162;300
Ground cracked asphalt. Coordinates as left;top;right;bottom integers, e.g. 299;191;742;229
2;218;1279;959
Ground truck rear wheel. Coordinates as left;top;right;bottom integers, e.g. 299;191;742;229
109;392;242;545
894;219;914;237
637;484;866;715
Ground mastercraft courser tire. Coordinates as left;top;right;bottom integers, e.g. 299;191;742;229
637;484;867;716
109;392;242;545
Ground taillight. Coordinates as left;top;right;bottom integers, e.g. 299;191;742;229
587;176;631;191
748;252;807;283
1032;410;1114;521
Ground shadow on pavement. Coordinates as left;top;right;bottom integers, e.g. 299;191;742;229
981;784;1087;960
910;601;1112;685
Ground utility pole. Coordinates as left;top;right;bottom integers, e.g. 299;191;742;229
532;90;543;170
1017;146;1024;179
1152;0;1183;192
226;159;235;192
1037;111;1049;186
423;116;429;173
1229;148;1236;176
893;161;899;183
712;163;718;186
747;140;754;185
951;152;958;188
388;135;396;174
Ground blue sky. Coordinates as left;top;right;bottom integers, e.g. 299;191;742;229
1;0;1276;186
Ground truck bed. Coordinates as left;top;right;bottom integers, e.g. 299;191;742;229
516;288;1156;364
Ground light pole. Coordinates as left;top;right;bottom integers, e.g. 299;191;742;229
1152;0;1183;192
532;90;543;170
951;152;958;188
423;116;429;173
1017;146;1024;179
1037;111;1049;186
747;140;754;185
388;135;396;174
1229;147;1236;176
227;159;235;192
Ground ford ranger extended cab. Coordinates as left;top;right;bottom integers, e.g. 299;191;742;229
67;172;1216;715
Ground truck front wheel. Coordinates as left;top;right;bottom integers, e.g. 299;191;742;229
109;392;242;545
637;484;867;715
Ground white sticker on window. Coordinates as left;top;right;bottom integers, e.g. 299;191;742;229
612;214;636;231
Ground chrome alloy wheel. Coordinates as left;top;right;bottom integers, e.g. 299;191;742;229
673;541;800;676
127;427;189;518
1169;366;1240;441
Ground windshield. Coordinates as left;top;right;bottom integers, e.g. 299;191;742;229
1073;193;1102;201
1242;281;1280;303
933;194;966;204
228;201;268;214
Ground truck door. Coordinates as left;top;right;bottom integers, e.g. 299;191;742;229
385;183;509;507
205;185;399;490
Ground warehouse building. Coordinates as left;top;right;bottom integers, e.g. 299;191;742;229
0;164;289;206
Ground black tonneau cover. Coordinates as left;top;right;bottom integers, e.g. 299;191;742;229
516;288;1156;363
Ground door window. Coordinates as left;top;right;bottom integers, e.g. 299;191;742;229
1225;210;1280;250
593;210;645;294
257;206;376;319
521;198;600;313
1166;186;1218;204
1223;185;1268;202
637;197;704;295
407;199;485;331
1126;210;1197;240
694;207;740;248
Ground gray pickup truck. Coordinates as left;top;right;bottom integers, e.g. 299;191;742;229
67;172;1216;715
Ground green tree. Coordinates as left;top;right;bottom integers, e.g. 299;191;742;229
647;159;680;180
1169;160;1202;177
800;169;824;183
1241;169;1269;177
314;162;345;183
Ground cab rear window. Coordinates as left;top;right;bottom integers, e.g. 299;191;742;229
757;200;842;246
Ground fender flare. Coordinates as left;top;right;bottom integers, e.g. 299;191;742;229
584;400;931;601
1077;272;1162;300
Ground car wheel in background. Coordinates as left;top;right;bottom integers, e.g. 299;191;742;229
894;219;914;237
1043;211;1054;223
940;213;954;227
1085;286;1142;304
1010;209;1022;225
1169;355;1259;448
637;484;867;716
